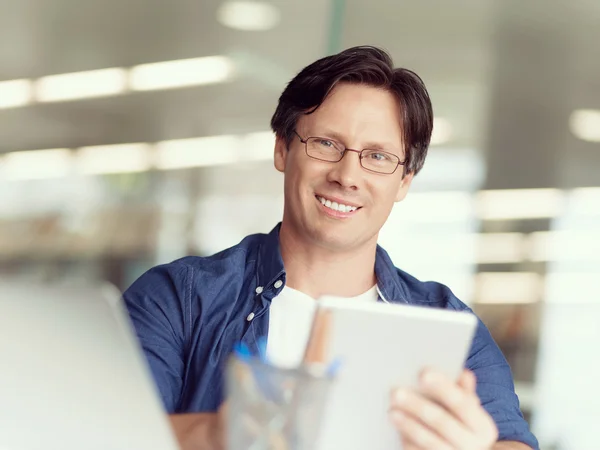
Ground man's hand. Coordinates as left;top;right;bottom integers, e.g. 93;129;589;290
169;403;227;450
389;369;499;450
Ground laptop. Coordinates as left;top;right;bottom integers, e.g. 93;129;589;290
0;280;180;450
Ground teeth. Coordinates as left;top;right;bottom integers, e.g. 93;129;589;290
317;196;358;213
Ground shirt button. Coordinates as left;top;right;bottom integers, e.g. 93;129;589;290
246;312;255;322
255;286;263;294
274;280;283;289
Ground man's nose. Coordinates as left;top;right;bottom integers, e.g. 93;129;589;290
326;149;362;189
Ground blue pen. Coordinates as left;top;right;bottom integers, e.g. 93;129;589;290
233;340;279;401
233;341;252;362
326;357;343;377
256;336;269;362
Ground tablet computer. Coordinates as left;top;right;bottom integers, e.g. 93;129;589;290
312;297;478;450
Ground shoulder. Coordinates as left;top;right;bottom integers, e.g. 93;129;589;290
124;231;267;301
175;231;265;271
394;266;469;312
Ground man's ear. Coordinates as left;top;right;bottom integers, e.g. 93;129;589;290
395;171;414;202
274;135;287;173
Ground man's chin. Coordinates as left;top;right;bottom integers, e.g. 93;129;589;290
308;226;364;252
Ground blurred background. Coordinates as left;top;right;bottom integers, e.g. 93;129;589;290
1;0;599;448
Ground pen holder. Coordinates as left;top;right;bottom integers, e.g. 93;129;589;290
225;354;336;450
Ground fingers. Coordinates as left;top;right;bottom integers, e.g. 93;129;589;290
390;369;499;449
421;371;495;431
401;443;425;450
417;370;499;444
390;409;453;450
457;369;477;393
390;387;478;449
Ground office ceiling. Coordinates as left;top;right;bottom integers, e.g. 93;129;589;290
0;0;598;186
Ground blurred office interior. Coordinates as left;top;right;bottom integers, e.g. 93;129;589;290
0;0;599;448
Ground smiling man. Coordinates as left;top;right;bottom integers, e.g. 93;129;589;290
123;46;538;450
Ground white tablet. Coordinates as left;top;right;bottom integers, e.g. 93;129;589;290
313;297;478;450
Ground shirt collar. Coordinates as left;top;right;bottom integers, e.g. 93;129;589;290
375;245;409;304
257;222;409;304
256;223;286;292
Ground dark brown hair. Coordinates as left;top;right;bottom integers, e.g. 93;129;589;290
270;45;433;175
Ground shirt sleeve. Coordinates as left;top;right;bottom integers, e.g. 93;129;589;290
466;313;539;449
122;262;191;413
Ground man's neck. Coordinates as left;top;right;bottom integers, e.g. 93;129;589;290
279;222;377;299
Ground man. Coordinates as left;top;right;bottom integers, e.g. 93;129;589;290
123;46;538;450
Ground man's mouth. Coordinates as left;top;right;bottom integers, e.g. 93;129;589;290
315;195;361;213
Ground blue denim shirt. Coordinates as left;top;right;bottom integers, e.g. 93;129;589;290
123;223;538;449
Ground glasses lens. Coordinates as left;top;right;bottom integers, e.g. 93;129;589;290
360;150;400;174
305;137;343;162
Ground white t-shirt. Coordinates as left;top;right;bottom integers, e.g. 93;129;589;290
266;284;378;368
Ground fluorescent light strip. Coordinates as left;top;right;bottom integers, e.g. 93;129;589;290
413;147;485;191
477;233;526;264
238;131;275;161
76;143;153;174
383;229;600;265
129;56;235;91
399;191;473;222
529;231;600;262
476;188;565;220
2;55;235;107
155;135;241;169
0;131;272;180
475;272;542;304
2;148;72;180
381;232;527;265
35;68;128;102
570;187;600;216
0;79;32;108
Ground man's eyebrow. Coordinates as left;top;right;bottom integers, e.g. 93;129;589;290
310;128;346;143
313;128;402;151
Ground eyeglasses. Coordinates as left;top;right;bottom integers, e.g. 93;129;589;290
293;131;405;175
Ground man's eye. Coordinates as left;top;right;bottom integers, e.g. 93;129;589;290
318;139;335;148
369;152;387;161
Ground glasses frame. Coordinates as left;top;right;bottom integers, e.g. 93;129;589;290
293;130;405;175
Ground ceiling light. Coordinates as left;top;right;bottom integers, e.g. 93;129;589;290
475;272;542;304
430;117;453;145
529;231;600;262
155;135;240;169
239;131;275;161
398;191;473;222
477;233;526;264
129;56;235;91
569;187;600;216
569;109;600;143
413;148;485;191
376;234;476;272
476;188;565;220
217;1;281;31
76;143;153;175
2;149;72;180
0;79;33;109
35;68;128;102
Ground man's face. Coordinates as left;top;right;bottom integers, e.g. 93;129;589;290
275;82;413;252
